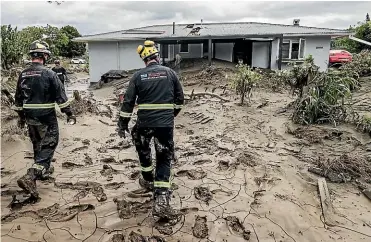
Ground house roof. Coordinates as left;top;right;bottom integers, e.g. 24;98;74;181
73;22;351;42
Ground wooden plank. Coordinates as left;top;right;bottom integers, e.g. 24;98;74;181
318;178;335;225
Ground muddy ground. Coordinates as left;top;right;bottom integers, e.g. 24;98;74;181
1;65;371;242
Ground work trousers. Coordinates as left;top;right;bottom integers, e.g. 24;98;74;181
27;118;59;171
131;124;174;190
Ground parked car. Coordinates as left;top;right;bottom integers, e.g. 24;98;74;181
329;50;352;65
71;58;86;64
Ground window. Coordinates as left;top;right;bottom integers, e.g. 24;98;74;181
161;44;169;58
180;43;189;53
281;39;306;60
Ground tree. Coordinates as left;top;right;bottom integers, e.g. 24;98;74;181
230;64;261;105
59;25;85;58
1;25;24;69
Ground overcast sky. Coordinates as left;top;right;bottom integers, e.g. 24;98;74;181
1;1;369;35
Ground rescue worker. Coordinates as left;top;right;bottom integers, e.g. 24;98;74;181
13;40;76;199
117;40;184;218
51;60;68;85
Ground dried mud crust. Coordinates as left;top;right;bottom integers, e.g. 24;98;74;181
192;216;209;239
175;169;207;180
194;186;213;205
224;216;251;240
1;203;94;223
128;231;166;242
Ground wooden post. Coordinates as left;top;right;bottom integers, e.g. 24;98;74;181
278;35;283;70
268;40;273;69
208;38;212;66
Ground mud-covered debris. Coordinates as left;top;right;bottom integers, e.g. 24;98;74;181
194;186;213;205
155;224;173;235
192;216;208;239
193;159;212;166
84;153;93;165
236;151;258;167
48;204;95;222
211;189;233;196
108;140;132;150
100;156;117;164
130;171;141;180
218;141;235;152
55;181;101;190
313;153;371;183
113;198;152;219
82;139;90;145
286;126;343;144
218;160;230;171
128;231;166;242
2;203;59;223
92;186;107;202
24;151;33;159
175;169;206;180
62;162;84;169
97;146;108;153
110;233;125;242
225;216;251;240
105;182;125;190
100;164;119;177
70;146;88;153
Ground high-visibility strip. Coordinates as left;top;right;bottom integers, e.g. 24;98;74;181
31;163;45;171
120;111;132;118
58;100;72;109
174;105;183;109
138;104;174;110
154;181;171;188
141;165;154;172
12;106;23;111
23;103;55;109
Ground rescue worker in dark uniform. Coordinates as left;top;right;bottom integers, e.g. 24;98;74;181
51;60;68;85
117;40;184;218
13;40;76;199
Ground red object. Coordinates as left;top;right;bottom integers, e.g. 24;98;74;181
119;94;125;103
329;50;352;64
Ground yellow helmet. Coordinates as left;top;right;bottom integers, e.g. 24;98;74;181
137;40;159;60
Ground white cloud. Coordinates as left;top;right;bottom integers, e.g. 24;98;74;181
1;1;369;35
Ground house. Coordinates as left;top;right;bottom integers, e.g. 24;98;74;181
73;20;350;83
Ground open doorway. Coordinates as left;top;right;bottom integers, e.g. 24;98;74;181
233;39;253;65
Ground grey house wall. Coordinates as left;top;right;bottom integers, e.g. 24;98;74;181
215;43;233;62
252;42;270;68
89;40;143;82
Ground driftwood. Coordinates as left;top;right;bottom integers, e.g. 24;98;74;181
1;89;15;104
318;178;335;225
185;92;229;102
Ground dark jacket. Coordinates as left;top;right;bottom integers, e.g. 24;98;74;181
14;62;72;123
51;66;67;83
120;62;184;127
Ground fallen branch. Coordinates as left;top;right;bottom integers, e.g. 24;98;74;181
185;92;230;102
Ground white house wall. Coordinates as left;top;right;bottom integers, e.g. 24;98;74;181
252;42;270;68
214;43;233;62
271;36;331;71
118;40;144;71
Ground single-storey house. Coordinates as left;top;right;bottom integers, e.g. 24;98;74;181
73;20;350;83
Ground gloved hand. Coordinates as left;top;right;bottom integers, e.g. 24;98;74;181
66;111;76;125
117;117;129;138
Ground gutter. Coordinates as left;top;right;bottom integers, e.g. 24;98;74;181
349;35;371;46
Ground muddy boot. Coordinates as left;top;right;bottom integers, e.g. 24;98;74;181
139;177;154;191
17;168;39;198
40;165;54;180
153;189;177;221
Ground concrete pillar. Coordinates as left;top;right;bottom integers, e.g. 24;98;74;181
208;38;212;66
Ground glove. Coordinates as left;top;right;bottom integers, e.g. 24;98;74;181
117;117;129;138
66;112;76;125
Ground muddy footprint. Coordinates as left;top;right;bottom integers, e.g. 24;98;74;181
194;186;213;205
192;216;208;239
175;169;207;180
224;216;251;240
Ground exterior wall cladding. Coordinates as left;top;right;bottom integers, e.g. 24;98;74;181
88;36;331;83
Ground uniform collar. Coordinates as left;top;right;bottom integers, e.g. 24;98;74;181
147;61;159;67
